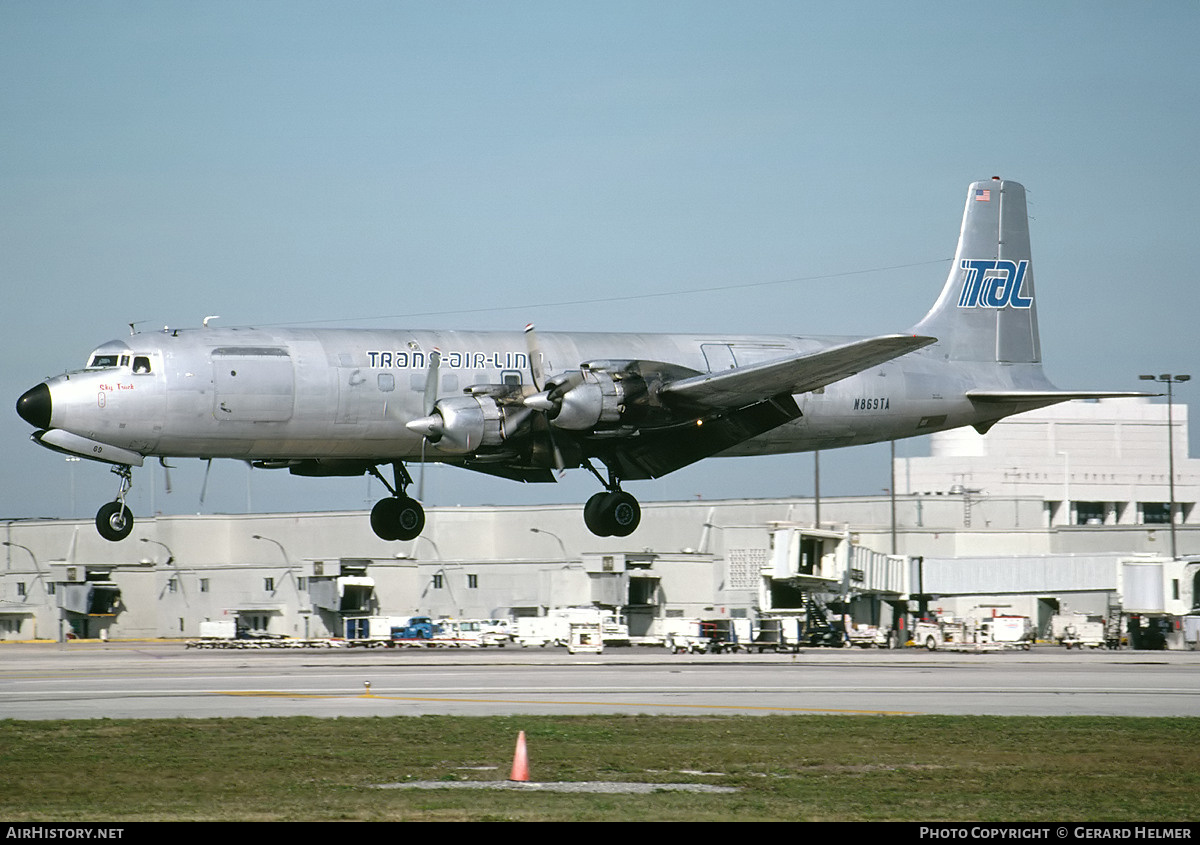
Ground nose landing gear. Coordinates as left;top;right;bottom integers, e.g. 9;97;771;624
95;465;135;542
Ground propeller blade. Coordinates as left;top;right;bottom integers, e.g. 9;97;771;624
524;324;545;391
418;434;428;501
423;348;442;416
548;428;565;475
523;324;574;475
199;458;212;506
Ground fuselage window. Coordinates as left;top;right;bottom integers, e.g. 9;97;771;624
133;356;152;374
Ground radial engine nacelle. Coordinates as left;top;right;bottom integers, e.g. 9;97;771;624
526;367;641;431
406;393;530;455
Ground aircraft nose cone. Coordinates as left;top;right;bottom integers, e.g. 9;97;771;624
16;383;51;429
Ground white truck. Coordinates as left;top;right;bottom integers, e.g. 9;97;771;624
515;608;629;647
1051;613;1106;649
846;623;892;648
913;615;1032;652
981;615;1035;648
662;618;709;653
344;616;408;646
515;615;570;647
476;618;514;647
199;619;236;640
913;618;965;651
566;620;604;654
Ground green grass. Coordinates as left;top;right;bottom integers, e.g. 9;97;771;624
1;715;1196;821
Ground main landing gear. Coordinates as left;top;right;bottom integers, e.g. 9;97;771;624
367;464;426;542
96;465;135;542
581;460;641;537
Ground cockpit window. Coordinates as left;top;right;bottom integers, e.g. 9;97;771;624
86;352;153;372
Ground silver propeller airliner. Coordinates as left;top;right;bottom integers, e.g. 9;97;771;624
16;179;1137;542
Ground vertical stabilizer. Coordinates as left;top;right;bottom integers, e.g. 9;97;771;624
913;179;1041;364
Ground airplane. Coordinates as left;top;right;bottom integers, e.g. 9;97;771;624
16;178;1142;543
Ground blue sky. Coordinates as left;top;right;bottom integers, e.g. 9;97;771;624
3;0;1198;520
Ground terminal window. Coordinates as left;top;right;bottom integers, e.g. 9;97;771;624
1142;502;1172;524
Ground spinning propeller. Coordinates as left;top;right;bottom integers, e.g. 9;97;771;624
521;324;570;474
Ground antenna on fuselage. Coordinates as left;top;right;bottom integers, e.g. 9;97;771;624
203;315;220;328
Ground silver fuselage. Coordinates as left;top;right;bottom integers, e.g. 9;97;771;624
36;325;1044;464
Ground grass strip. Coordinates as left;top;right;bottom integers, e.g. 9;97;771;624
1;715;1196;822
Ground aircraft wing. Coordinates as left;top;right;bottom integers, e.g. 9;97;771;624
587;334;934;481
661;334;937;410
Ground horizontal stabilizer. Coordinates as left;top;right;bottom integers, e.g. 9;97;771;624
964;390;1157;435
967;390;1156;405
663;334;936;410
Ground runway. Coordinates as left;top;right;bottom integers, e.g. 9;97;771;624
3;642;1199;719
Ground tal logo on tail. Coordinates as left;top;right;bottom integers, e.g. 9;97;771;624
956;259;1033;309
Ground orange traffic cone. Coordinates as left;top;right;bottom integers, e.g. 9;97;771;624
509;730;529;782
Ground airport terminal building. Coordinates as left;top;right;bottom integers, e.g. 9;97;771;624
3;398;1198;647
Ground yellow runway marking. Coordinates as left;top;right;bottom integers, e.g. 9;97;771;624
216;690;918;716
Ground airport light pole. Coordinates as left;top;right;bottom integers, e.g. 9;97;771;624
139;537;175;566
5;541;54;639
2;541;36;576
529;528;568;561
142;538;188;604
251;534;294;595
1138;373;1191;559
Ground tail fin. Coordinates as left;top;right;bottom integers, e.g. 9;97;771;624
912;178;1040;364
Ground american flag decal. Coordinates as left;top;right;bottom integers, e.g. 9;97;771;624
974;189;991;201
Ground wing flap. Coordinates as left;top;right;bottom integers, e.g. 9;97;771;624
598;393;802;480
662;334;936;410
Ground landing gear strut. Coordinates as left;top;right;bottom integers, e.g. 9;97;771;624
95;465;134;542
581;460;641;537
367;464;425;541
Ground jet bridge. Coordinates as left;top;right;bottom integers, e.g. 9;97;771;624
53;566;122;639
759;526;910;643
307;560;378;636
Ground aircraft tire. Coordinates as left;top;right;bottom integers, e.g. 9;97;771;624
605;491;641;537
96;502;134;542
370;498;403;541
371;496;426;541
393;496;425;541
583;492;613;536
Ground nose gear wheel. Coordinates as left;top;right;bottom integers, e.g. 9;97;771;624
95;465;135;542
96;501;134;542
